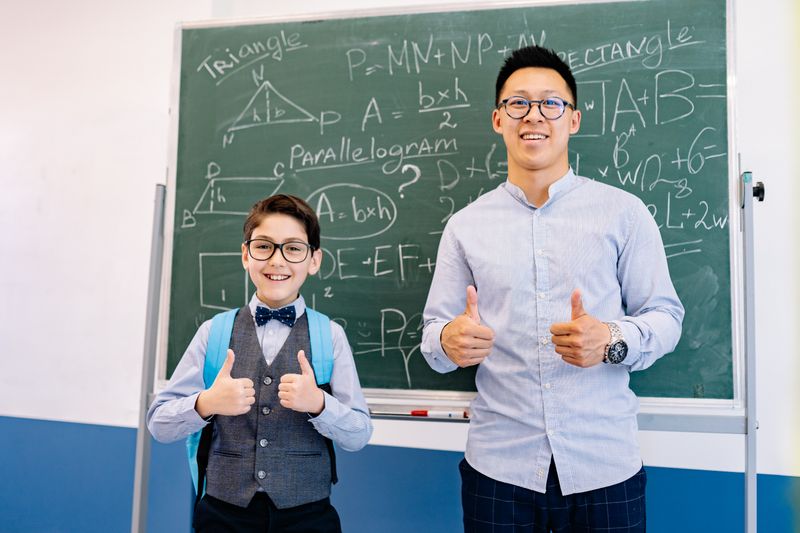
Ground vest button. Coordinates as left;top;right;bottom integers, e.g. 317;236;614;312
260;438;268;447
257;470;266;480
261;406;271;415
263;376;273;385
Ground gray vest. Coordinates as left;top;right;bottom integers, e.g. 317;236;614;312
205;307;332;509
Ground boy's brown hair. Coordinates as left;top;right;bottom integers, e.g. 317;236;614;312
243;194;321;250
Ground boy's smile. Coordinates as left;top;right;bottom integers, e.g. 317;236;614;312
242;213;321;309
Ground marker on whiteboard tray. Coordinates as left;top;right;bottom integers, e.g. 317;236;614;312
410;409;468;419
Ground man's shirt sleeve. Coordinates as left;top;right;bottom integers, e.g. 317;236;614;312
616;200;685;371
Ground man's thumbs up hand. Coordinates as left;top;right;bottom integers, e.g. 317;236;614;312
196;349;256;418
440;285;495;368
571;289;587;321
550;290;611;368
278;350;325;415
465;284;481;323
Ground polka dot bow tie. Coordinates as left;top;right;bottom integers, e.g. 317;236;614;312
254;305;296;327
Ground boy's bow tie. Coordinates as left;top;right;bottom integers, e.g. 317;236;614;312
254;305;296;327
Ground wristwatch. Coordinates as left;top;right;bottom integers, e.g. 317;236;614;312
603;322;628;364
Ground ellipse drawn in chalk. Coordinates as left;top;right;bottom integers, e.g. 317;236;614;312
307;183;397;240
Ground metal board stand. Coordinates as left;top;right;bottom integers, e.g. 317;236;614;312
742;171;763;533
130;184;167;533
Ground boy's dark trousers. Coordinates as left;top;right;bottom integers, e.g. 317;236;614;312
193;492;342;533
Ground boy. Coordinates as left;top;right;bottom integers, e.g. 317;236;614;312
421;46;684;531
148;194;372;533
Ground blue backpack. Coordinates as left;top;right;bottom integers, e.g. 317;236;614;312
186;307;334;497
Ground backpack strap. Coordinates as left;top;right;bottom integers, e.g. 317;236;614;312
187;308;239;503
305;307;338;484
203;308;239;387
306;308;333;385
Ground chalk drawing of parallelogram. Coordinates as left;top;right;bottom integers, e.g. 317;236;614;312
229;81;318;132
194;176;284;216
199;252;252;311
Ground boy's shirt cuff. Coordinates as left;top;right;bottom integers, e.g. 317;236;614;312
309;391;366;433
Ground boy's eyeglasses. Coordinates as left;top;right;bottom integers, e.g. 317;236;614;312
245;239;312;263
497;96;576;120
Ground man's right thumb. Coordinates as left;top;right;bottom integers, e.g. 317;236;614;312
465;285;480;322
220;349;235;376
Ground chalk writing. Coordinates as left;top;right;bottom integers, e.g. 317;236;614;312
168;1;732;396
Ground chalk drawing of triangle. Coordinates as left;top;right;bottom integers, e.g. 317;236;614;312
228;81;318;132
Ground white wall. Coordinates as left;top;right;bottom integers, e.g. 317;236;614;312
736;0;800;477
737;0;800;476
1;0;796;478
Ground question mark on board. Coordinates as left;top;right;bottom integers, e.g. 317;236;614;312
398;164;421;199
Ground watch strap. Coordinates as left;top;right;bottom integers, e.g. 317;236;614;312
603;321;624;363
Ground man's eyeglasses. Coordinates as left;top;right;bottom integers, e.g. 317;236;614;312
497;96;576;120
245;239;313;263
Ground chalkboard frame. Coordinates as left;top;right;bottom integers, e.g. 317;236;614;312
153;0;747;430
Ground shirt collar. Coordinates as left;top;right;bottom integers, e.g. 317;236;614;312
248;293;306;320
502;168;579;209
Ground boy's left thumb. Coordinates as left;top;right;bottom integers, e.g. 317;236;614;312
297;350;313;375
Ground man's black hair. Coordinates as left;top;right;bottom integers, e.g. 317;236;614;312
495;46;578;107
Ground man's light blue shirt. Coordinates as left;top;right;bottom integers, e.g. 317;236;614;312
421;169;684;494
148;294;372;452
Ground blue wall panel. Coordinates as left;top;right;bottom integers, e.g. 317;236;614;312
1;416;797;532
333;445;463;532
146;439;193;533
0;416;136;533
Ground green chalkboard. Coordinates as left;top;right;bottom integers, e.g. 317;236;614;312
165;0;733;399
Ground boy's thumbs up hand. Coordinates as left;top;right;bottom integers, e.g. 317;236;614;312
196;349;256;418
549;289;611;368
278;350;324;415
440;285;495;368
218;349;236;377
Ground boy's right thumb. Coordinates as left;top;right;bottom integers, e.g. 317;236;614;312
220;349;235;376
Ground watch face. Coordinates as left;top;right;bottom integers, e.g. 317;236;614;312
607;341;628;364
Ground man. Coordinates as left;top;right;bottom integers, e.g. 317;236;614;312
421;45;684;532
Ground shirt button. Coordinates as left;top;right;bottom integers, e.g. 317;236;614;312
261;406;271;415
268;330;274;336
544;383;551;389
539;337;549;345
538;292;546;299
536;249;544;256
259;438;268;447
534;211;541;217
257;470;266;480
537;468;545;477
547;430;555;437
